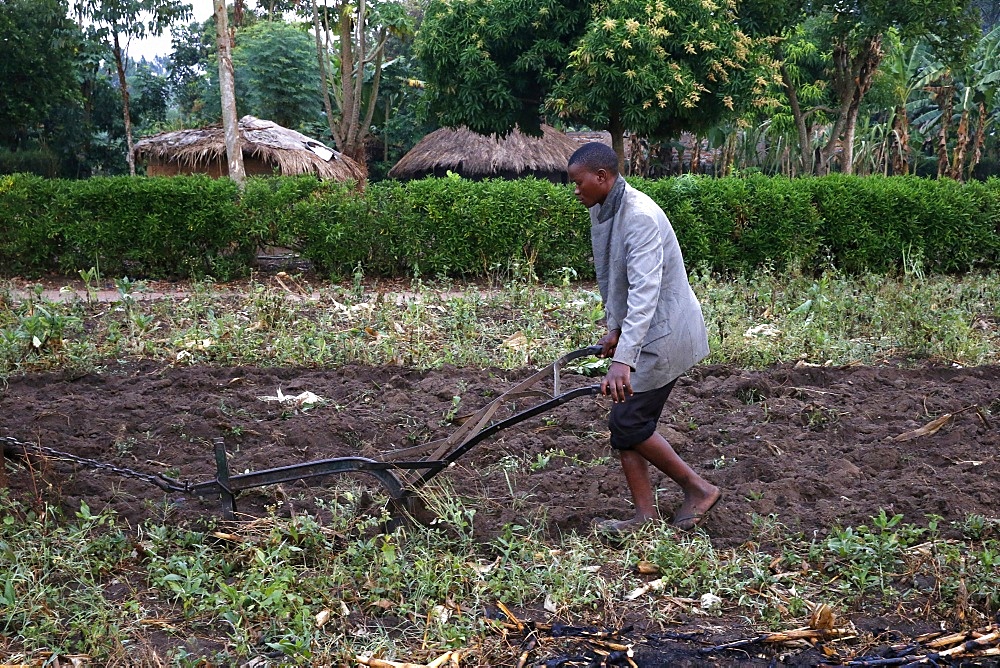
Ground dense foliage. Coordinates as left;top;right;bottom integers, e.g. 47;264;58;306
3;0;1000;180
416;0;775;159
2;173;998;280
231;21;322;131
0;0;81;147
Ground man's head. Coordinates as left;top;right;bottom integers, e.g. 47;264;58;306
567;143;619;208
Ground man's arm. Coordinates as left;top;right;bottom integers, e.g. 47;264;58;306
611;211;663;370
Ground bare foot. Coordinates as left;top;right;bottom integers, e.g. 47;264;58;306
672;485;722;531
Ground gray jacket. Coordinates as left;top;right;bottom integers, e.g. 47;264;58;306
590;179;709;392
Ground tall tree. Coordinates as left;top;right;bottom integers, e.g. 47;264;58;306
872;33;939;175
416;0;773;169
951;25;1000;179
129;58;172;134
766;19;836;175
168;19;214;124
75;0;192;175
309;0;412;173
232;21;321;130
213;0;244;185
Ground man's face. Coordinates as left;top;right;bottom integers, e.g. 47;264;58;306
568;163;613;208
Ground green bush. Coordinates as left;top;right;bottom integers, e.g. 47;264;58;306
637;174;822;273
805;175;1000;274
0;173;68;275
62;175;249;279
364;177;589;278
1;172;999;280
0;174;251;279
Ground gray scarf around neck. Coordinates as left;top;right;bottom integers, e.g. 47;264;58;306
596;175;626;224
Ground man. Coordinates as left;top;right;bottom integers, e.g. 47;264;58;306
567;142;721;534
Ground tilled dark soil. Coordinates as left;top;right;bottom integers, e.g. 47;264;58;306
2;359;999;666
3;359;997;544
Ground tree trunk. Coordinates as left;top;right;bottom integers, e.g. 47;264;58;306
609;112;625;174
969;100;987;180
355;26;387;170
345;0;367;163
214;0;245;186
951;103;970;181
334;4;352;152
721;131;737;176
935;81;953;179
891;106;910;175
780;62;813;175
312;0;338;141
842;96;862;175
690;134;701;174
111;32;136;177
819;35;883;175
817;42;854;174
327;0;391;178
384;96;391;163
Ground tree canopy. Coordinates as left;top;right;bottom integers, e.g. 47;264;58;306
0;0;82;148
232;20;322;131
0;0;995;180
416;0;776;164
74;0;192;173
739;0;979;173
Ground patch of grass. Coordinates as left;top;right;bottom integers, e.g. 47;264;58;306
0;497;141;663
2;486;998;665
2;270;998;375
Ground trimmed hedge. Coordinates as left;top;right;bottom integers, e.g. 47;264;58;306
2;172;999;279
0;174;249;279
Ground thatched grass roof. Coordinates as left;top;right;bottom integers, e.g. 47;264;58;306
566;130;612;147
388;124;580;180
133;116;364;182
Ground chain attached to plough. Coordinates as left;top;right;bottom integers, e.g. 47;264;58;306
1;435;189;493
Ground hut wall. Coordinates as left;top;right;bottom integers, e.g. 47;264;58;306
143;156;280;178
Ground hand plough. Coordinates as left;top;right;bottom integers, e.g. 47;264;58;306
2;347;604;521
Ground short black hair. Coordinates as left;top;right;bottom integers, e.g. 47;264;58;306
568;142;619;176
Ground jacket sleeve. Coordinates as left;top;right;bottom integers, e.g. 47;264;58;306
591;208;620;332
612;208;663;370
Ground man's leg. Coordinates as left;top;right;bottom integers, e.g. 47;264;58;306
620;431;720;526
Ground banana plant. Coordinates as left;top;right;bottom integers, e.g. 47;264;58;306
871;31;941;175
910;26;1000;180
951;24;1000;180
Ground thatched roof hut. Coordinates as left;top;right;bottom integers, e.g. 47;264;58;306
133;116;364;182
388;124;581;183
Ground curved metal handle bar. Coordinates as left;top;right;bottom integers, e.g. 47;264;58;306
188;456;409;501
189;347;608;510
412;383;602;487
562;345;604;361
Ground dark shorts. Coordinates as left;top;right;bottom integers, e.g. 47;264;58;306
609;380;677;450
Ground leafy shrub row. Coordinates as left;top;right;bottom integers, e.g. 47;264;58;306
2;172;999;280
